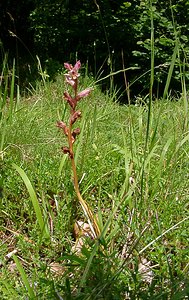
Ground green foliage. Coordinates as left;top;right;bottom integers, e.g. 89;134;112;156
13;254;36;299
12;163;50;240
28;0;189;97
1;70;189;298
1;0;189;96
132;0;189;93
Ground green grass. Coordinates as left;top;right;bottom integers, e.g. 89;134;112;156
0;70;189;299
1;2;189;298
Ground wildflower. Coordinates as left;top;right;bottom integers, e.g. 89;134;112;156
57;60;100;238
57;121;68;135
63;91;76;109
61;146;73;158
64;61;81;77
76;88;92;101
65;75;76;88
64;61;81;88
70;110;81;125
72;128;81;143
61;146;70;154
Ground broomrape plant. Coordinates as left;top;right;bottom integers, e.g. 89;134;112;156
57;61;100;238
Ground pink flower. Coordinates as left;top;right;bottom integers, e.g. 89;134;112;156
76;88;92;101
74;60;81;71
64;60;81;80
72;127;81;136
64;61;81;72
64;63;72;70
64;74;76;87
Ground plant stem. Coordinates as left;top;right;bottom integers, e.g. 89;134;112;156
68;121;100;238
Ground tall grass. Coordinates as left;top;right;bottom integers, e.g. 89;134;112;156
0;56;18;159
12;163;50;240
1;73;189;298
1;2;189;298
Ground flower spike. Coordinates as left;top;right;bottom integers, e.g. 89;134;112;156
57;60;100;238
70;110;81;125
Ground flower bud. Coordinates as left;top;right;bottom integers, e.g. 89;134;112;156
64;92;76;109
71;128;81;143
61;146;73;158
57;121;68;135
70;110;81;125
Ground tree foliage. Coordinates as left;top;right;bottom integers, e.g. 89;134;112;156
0;0;189;98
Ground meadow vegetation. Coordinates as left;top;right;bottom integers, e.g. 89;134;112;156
0;59;189;299
0;1;189;299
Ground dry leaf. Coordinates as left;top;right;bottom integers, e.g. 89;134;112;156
49;262;65;276
72;237;85;253
73;221;94;239
138;258;154;284
72;220;94;254
8;262;17;273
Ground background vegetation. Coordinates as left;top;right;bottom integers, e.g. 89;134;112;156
0;0;189;99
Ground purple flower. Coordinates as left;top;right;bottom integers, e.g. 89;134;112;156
59;60;93;156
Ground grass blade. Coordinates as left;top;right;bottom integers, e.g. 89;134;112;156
80;241;99;288
163;38;179;100
13;255;36;299
139;216;189;255
9;59;15;121
12;163;50;239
